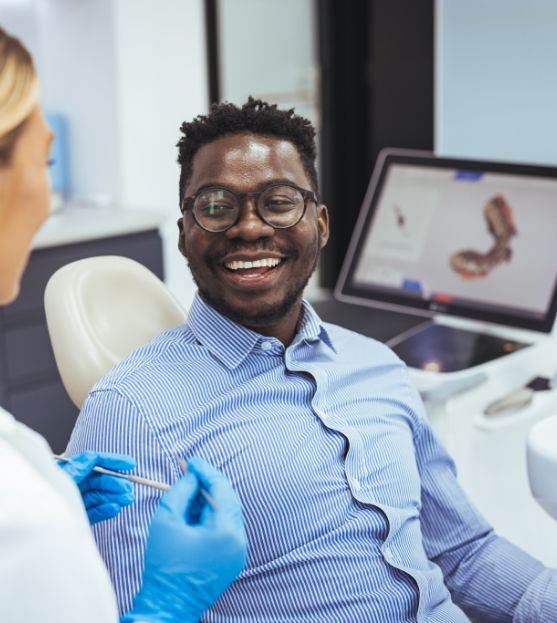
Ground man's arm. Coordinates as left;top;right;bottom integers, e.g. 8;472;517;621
414;411;557;622
66;388;176;614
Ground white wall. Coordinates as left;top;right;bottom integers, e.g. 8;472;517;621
36;0;121;203
0;1;39;58
218;0;317;121
113;0;207;212
436;0;557;165
111;0;208;307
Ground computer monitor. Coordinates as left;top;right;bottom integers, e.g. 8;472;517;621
335;149;557;372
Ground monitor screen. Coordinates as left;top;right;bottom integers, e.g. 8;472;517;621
335;149;557;333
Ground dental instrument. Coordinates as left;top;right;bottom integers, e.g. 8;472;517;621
54;454;170;492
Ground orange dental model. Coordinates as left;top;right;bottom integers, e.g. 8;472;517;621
450;194;517;280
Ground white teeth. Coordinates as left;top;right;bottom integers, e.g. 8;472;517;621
225;258;282;271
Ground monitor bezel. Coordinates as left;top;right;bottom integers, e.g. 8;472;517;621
335;148;557;334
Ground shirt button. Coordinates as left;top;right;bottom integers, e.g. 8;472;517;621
384;547;393;560
261;341;273;351
349;477;361;492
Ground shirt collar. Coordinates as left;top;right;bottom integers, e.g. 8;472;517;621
297;299;336;352
186;293;336;369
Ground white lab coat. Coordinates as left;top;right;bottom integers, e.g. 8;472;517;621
0;406;119;623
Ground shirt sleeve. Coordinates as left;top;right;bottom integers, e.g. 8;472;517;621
412;393;557;622
513;569;557;622
65;388;178;615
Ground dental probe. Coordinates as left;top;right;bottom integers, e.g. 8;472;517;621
54;454;170;492
54;454;218;509
177;457;218;511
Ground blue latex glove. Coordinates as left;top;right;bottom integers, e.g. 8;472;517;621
121;456;247;623
57;451;136;525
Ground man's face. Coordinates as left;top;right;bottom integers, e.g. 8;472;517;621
178;133;329;334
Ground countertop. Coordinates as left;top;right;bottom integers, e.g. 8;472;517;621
32;204;165;249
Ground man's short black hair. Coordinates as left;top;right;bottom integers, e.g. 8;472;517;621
177;97;318;206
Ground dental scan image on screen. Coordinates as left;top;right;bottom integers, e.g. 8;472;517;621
353;164;557;323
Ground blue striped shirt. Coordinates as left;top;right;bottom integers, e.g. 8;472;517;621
67;293;556;622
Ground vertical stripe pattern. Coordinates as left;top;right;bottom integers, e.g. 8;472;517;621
66;293;551;622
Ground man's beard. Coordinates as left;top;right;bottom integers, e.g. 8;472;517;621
184;237;321;328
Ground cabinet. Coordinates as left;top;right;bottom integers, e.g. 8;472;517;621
0;228;163;453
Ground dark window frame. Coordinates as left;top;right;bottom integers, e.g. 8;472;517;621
318;0;434;287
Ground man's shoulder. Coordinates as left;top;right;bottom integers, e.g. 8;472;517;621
90;323;208;393
318;320;425;425
323;321;402;364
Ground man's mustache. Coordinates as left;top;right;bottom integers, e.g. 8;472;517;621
214;241;300;261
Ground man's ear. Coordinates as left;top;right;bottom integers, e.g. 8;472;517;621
177;217;186;257
317;204;329;249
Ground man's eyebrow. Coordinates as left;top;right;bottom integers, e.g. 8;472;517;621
189;178;303;194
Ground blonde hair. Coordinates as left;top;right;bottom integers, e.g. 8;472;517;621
0;27;39;164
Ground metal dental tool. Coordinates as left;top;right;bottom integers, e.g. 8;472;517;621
54;454;219;507
177;457;218;511
54;454;171;492
484;371;557;417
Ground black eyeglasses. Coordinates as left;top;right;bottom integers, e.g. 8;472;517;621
180;182;318;233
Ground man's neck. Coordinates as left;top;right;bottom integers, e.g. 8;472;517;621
196;291;305;347
242;302;304;347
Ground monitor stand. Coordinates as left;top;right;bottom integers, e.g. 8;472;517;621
387;322;530;374
311;298;425;343
311;297;529;373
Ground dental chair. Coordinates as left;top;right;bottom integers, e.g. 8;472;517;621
44;255;187;408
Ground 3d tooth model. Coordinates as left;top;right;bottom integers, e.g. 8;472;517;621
450;194;517;280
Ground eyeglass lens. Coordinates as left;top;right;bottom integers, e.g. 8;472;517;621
193;185;306;232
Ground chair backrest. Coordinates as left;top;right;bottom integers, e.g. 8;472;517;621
44;255;187;408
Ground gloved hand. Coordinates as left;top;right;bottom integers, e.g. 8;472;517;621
57;451;136;525
121;456;247;623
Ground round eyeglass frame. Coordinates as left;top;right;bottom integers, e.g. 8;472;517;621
180;182;318;233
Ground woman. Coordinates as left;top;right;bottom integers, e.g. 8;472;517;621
0;26;247;623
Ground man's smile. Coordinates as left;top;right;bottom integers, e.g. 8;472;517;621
224;257;282;271
219;255;286;287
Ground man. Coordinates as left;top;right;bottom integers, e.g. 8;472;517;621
67;98;557;621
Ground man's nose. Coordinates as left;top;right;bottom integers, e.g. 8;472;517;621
225;197;275;240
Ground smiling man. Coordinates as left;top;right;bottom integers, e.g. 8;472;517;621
177;131;328;345
67;99;557;622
